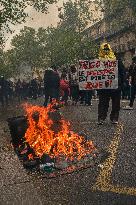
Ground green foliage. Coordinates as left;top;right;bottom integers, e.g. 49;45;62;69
44;27;81;65
56;0;98;62
11;26;44;69
37;0;99;65
0;0;57;27
1;0;100;76
37;25;98;66
0;26;47;77
0;0;57;46
60;0;93;32
28;0;57;13
0;49;16;77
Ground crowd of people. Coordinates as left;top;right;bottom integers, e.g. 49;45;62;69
0;65;96;108
43;65;96;107
0;53;136;125
0;77;43;106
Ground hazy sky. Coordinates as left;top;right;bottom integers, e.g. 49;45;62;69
5;0;101;50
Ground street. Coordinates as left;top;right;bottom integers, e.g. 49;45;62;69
0;98;136;205
1;0;136;204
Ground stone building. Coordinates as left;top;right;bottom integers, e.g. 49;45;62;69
85;6;136;68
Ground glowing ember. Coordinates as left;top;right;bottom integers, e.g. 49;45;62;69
28;154;34;160
24;102;96;160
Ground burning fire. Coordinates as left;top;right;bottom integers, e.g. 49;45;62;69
23;102;96;160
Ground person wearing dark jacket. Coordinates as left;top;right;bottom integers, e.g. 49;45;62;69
30;78;38;99
43;68;60;106
0;76;9;106
125;56;136;109
98;45;126;125
15;79;23;102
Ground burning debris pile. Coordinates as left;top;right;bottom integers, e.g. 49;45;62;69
7;101;105;177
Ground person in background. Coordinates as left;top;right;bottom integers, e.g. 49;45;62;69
60;73;70;105
121;68;127;100
80;90;93;106
15;79;23;102
125;56;136;109
7;79;14;101
43;66;60;106
61;67;68;79
37;79;43;97
30;78;38;99
126;70;131;100
22;80;29;99
0;76;9;107
69;65;79;105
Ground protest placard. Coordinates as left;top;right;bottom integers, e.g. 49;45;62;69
78;59;118;90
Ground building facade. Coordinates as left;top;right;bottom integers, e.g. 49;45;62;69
86;7;136;68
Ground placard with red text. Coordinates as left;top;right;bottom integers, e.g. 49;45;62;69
78;59;118;90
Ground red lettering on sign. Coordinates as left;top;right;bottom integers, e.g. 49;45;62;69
96;60;101;68
85;82;103;89
105;80;112;88
97;82;103;89
89;61;95;69
79;60;89;69
103;60;117;68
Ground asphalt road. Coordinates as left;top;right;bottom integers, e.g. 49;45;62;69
0;98;136;205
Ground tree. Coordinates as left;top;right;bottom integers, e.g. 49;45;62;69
57;0;99;60
11;26;45;70
36;1;99;66
4;26;54;76
1;0;101;76
0;0;57;46
45;27;81;65
0;49;16;77
29;26;79;66
59;0;95;32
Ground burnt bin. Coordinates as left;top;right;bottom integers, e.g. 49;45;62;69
7;116;28;148
7;110;62;150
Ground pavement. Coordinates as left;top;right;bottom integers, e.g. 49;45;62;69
0;98;136;205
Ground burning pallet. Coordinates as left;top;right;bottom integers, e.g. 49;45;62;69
7;102;109;178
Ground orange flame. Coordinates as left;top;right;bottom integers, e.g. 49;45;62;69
24;102;95;160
